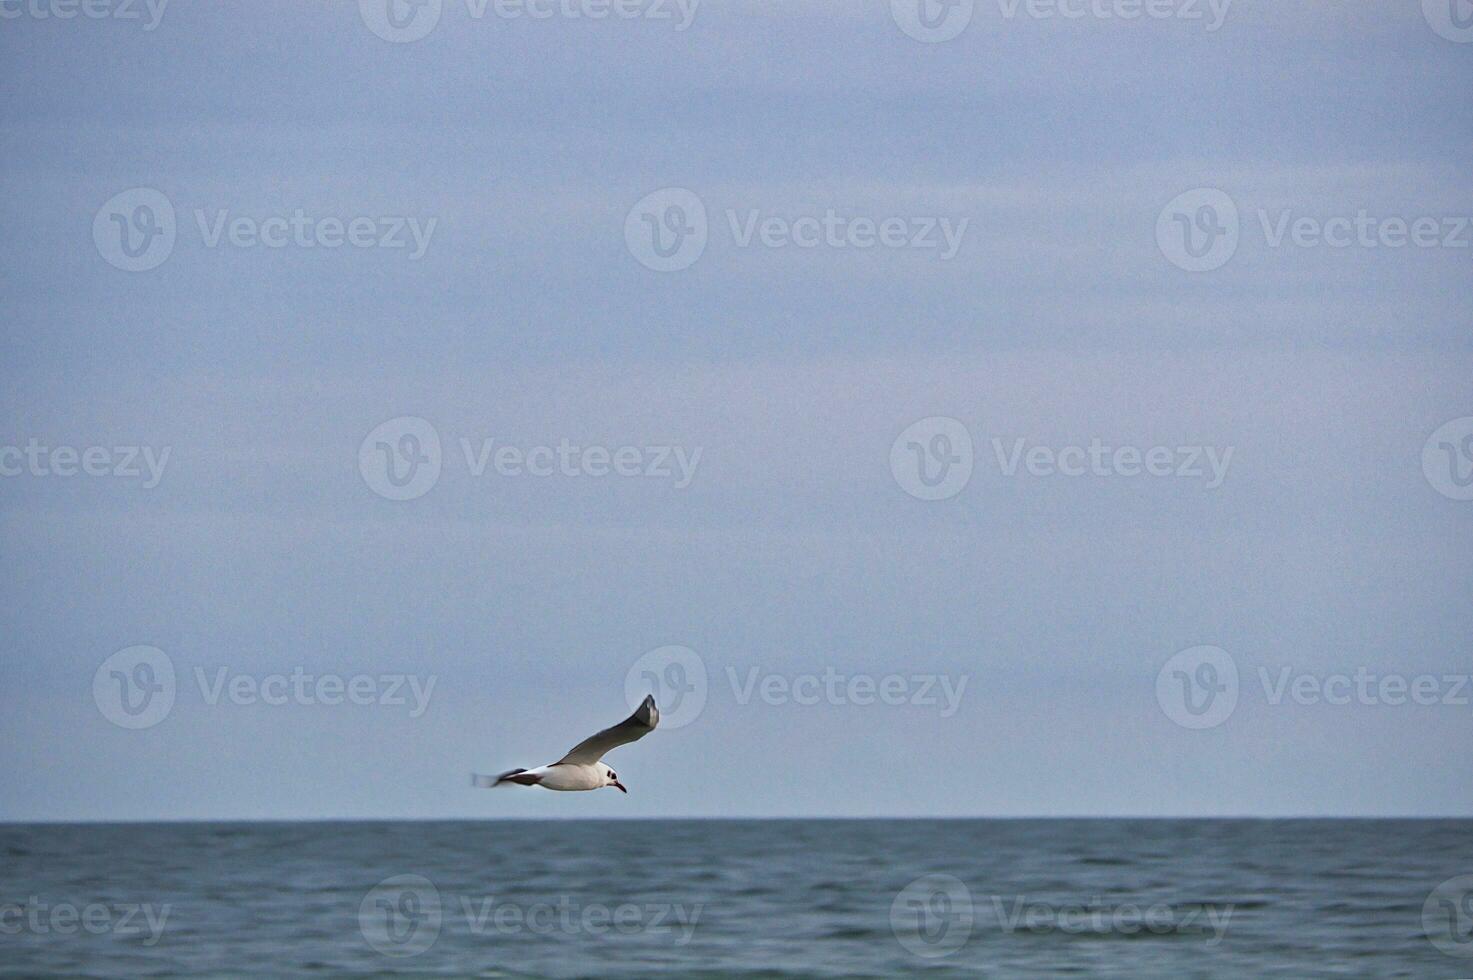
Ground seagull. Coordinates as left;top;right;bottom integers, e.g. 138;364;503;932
472;695;659;795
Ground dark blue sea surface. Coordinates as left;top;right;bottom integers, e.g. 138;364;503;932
1;819;1468;977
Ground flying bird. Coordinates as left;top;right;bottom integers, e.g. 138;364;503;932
472;695;659;794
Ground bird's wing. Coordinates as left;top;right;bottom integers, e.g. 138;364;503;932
555;695;659;765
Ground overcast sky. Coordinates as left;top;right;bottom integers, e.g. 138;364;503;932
1;0;1470;821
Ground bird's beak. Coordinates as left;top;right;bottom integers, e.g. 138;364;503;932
613;780;627;794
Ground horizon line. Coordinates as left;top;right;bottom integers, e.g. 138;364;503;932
4;814;1471;826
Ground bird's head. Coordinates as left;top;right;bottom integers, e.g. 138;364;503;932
598;762;627;794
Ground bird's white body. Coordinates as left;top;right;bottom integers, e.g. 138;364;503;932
524;762;612;792
472;696;659;796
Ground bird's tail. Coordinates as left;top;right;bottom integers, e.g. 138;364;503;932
471;768;540;788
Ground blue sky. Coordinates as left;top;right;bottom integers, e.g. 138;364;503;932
1;0;1471;820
